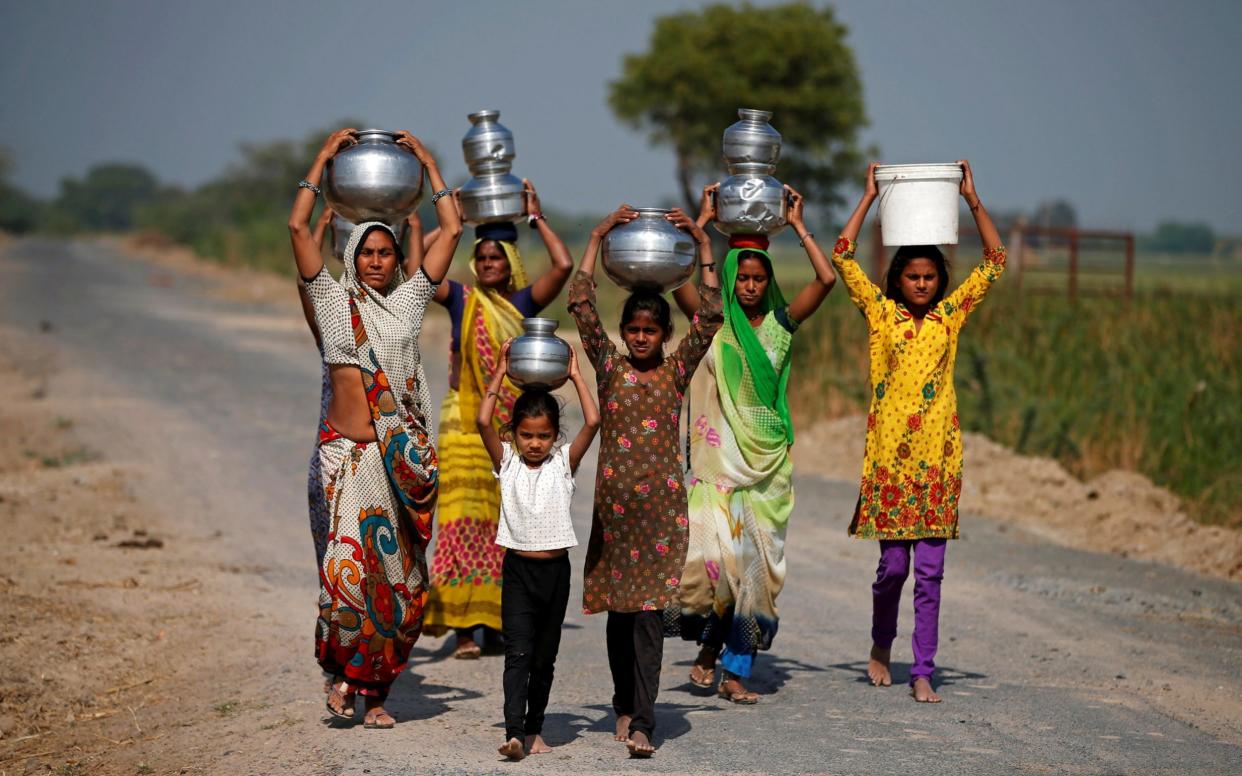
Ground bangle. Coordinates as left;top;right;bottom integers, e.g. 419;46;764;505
798;232;815;247
528;213;544;228
699;262;716;270
431;188;453;203
298;179;321;196
486;389;499;398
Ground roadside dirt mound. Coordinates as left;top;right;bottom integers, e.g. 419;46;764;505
794;416;1242;582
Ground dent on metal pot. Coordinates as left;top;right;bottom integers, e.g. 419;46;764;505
459;110;525;224
508;318;572;390
323;129;424;224
601;208;696;292
714;109;788;236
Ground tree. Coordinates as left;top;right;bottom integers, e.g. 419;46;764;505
0;148;45;234
609;2;869;212
53;163;160;231
1144;221;1216;255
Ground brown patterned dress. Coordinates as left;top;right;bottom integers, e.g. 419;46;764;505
568;271;723;614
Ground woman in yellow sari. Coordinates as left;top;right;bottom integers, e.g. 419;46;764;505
423;180;575;657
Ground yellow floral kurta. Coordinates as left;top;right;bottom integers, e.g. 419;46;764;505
831;238;1006;540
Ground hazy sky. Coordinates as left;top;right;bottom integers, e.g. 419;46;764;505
2;0;1240;232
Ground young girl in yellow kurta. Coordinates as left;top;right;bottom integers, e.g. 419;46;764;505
833;161;1005;703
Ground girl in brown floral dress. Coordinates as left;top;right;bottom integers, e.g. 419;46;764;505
568;204;722;757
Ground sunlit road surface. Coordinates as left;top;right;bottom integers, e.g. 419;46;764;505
3;237;1240;775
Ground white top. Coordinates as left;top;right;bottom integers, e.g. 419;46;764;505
494;443;578;552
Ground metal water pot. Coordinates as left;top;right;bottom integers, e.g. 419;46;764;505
508;318;572;390
462;110;516;175
722;108;782;174
601;208;696;292
714;108;787;236
714;174;788;236
323;129;424;224
459;109;525;224
459;173;525;224
330;215;407;263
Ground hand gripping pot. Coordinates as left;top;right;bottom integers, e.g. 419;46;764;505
323;129;425;224
507;318;572;390
601;208;696;292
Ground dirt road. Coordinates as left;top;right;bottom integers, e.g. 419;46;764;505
1;236;1239;775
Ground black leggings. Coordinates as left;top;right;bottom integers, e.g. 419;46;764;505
606;610;663;739
500;551;571;742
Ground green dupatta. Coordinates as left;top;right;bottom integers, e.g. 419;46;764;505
719;247;795;446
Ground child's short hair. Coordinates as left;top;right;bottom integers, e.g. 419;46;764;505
500;388;562;440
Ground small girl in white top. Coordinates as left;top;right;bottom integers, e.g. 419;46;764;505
477;340;600;761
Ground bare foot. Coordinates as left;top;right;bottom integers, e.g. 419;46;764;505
614;714;632;742
867;645;892;687
498;737;526;760
911;676;942;703
525;733;551;754
626;730;655;758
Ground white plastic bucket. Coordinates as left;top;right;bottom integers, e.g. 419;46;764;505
875;163;964;246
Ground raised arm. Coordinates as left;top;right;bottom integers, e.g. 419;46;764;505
666;206;717;296
673;183;719;320
401;209;426;277
784;185;838;323
566;347;601;473
393;131;462;283
522;180;575;308
944;160;1006;324
831;162;885;325
289;128;356;281
475;339;511;471
296;206;335;346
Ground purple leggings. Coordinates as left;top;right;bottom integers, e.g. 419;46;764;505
871;538;947;684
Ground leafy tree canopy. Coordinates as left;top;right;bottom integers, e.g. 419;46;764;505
609;1;869;211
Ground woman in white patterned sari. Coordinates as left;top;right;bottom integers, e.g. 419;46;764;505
289;127;463;728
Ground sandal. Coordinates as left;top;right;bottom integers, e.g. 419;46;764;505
325;680;356;719
454;640;482;660
717;677;759;705
363;708;396;729
688;663;715;689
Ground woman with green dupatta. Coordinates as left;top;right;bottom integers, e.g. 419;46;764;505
674;184;837;702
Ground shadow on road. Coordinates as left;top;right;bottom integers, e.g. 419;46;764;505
825;659;988;689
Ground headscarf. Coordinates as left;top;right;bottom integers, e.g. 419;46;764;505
340;222;432;431
457;236;530;428
719;246;794;445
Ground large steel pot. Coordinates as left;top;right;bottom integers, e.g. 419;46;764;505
459;109;525;224
714;174;788;236
601;208;696;292
323;129;424;224
508;318;571;389
722;108;781;175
